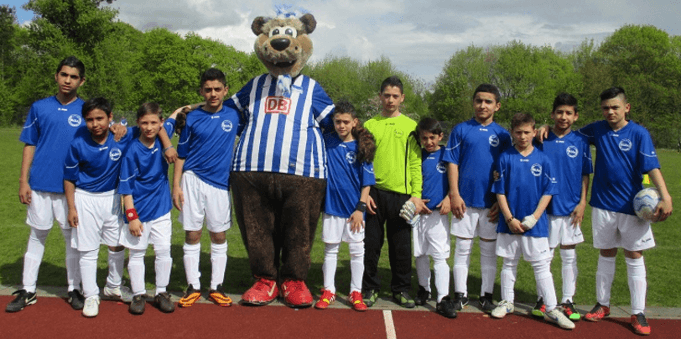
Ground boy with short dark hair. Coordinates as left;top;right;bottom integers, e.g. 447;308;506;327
362;75;428;308
532;93;592;321
490;113;574;330
173;68;241;308
443;84;511;312
578;87;673;335
64;97;136;317
7;56;88;313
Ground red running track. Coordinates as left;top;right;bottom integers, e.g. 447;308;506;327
1;296;679;338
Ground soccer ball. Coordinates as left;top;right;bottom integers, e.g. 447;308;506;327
633;188;660;221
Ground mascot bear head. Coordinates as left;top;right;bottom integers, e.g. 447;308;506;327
251;13;316;78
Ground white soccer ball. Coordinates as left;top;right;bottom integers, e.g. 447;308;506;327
633;187;660;221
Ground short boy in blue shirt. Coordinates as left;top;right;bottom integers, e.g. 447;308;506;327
532;93;592;321
490;113;574;330
64;97;137;317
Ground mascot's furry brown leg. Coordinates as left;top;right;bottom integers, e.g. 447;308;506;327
229;11;335;308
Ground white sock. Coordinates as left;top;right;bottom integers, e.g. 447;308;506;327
60;228;81;292
183;243;201;289
415;255;431;292
80;249;99;298
106;249;125;289
128;249;146;296
535;255;553;301
348;241;364;294
433;254;450;303
596;255;616;306
560;248;577;303
626;256;647;315
154;245;172;295
453;238;472;295
210;242;227;290
532;259;557;311
22;228;49;293
479;240;497;295
500;257;518;303
322;243;340;294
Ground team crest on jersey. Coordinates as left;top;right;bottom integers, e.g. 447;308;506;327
489;135;500;147
265;96;292;115
68;114;82;127
436;161;447;174
619;139;633;152
109;148;122;161
566;146;579;158
531;163;542;177
346;151;357;164
394;130;404;138
221;120;233;132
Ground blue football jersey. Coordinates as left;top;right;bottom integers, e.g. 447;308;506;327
492;147;558;237
20;96;86;193
177;106;241;190
539;130;593;216
443;118;512;208
421;148;449;211
579;121;660;215
64;127;136;192
323;133;376;218
118;122;175;223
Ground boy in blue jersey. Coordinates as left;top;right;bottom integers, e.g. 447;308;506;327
532;93;592;321
7;56;87;313
315;101;375;312
413;118;457;318
490;113;574;330
64;97;137;318
575;88;672;335
172;68;241;308
443;84;511;312
119;103;179;315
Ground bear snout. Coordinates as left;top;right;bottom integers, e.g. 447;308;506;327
270;38;291;51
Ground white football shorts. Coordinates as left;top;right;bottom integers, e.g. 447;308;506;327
119;212;172;250
591;207;655;251
548;215;585;248
451;207;498;240
321;213;365;244
178;171;232;233
496;233;552;262
71;189;123;251
26;190;68;230
413;212;450;258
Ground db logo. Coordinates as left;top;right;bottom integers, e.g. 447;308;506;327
619;139;632;152
221;120;233;132
566;146;579;158
109;148;122;161
531;163;542;177
436;161;446;174
265;96;291;115
489;135;500;147
346;151;357;164
68;114;82;127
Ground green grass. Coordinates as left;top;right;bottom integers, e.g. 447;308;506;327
1;127;680;307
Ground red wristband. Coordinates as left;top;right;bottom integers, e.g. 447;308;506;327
125;208;139;222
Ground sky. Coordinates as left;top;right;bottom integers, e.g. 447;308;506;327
5;0;681;84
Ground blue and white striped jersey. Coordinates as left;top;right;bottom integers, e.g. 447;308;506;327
229;74;335;179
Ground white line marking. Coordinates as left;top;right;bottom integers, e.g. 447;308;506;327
383;310;397;339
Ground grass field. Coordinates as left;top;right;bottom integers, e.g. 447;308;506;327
1;127;680;307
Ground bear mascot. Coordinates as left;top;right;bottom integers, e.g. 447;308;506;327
228;12;334;308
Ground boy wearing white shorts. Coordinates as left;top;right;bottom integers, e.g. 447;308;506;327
532;93;593;321
444;84;511;312
413;118;456;318
64;97;136;317
7;56;87;313
172;68;241;308
574;88;672;335
490;113;574;330
119;103;178;315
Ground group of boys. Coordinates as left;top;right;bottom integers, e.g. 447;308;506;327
6;56;674;335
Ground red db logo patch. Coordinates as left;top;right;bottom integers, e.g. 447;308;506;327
265;96;291;115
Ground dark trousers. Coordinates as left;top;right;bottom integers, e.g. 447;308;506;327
231;171;326;282
362;187;412;293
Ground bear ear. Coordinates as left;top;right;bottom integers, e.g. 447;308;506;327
251;16;268;35
299;13;316;34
